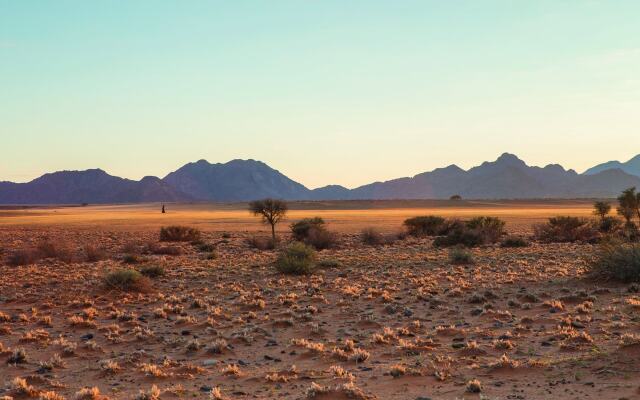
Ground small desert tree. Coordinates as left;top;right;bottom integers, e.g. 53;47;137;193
617;187;640;225
249;198;288;242
593;201;611;220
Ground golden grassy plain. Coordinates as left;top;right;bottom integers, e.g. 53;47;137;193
1;200;639;400
0;199;596;232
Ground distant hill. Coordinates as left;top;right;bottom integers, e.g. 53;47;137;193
584;155;640;177
344;153;640;199
0;169;190;204
2;154;640;204
162;159;310;201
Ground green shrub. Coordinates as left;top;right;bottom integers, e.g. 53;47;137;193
501;236;529;248
160;226;201;242
275;242;317;275
403;216;447;236
139;265;165;278
104;269;150;291
291;217;325;240
449;246;473;265
534;216;599;243
589;242;640;282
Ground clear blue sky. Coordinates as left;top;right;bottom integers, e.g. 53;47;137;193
1;1;639;188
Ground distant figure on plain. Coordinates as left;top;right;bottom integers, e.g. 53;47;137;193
161;204;166;214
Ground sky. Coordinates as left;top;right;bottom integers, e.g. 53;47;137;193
1;1;639;189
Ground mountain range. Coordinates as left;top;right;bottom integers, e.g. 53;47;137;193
1;153;640;204
583;155;640;177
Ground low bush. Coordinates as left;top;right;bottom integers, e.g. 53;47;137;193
122;254;141;264
104;269;150;291
275;242;317;275
36;240;74;263
6;249;39;266
534;217;599;243
84;245;107;262
599;216;623;234
361;228;387;246
291;217;336;250
139;265;165;278
291;217;325;240
304;227;337;250
589;242;640;282
121;241;142;255
466;217;506;243
195;243;215;252
433;217;505;247
449;246;474;264
159;226;201;242
501;236;529;248
403;216;447;236
247;236;276;250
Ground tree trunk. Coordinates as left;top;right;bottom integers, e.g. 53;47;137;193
271;223;276;242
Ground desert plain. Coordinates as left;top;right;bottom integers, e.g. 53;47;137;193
1;200;639;400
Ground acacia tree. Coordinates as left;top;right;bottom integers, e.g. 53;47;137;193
617;187;640;225
249;198;288;242
593;201;611;220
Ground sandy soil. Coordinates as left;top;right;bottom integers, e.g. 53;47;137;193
1;201;639;400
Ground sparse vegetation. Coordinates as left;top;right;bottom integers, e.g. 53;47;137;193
434;217;505;247
104;269;150;291
534;216;599;243
3;200;640;399
589;241;640;282
7;248;39;266
147;243;183;255
617;187;640;224
598;216;623;234
593;201;612;219
249;198;288;242
37;240;74;262
275;242;317;274
449;246;473;264
291;217;325;240
247;236;276;250
361;227;386;245
139;265;165;278
84;245;107;262
403;215;447;236
291;218;337;249
501;235;529;248
160;226;201;242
